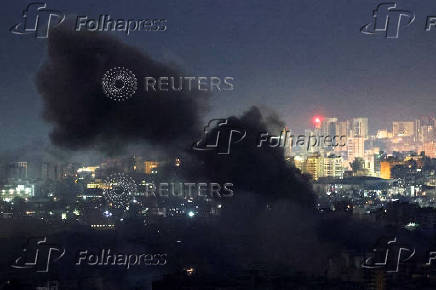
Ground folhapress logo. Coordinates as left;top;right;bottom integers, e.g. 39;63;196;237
11;237;65;273
361;2;415;39
10;2;65;38
193;119;246;155
361;237;415;273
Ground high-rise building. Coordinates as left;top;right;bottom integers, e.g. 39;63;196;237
364;149;381;177
347;137;365;166
321;118;338;150
40;162;64;180
303;152;323;180
323;154;343;178
321;118;338;136
352;118;368;138
392;121;415;137
337;121;349;138
7;162;28;181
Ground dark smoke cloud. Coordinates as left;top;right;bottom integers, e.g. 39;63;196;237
35;25;380;277
182;106;315;206
36;23;208;155
159;107;334;274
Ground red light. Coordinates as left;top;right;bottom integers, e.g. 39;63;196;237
312;115;323;128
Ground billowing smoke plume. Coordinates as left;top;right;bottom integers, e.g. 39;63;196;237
36;23;208;154
37;23;315;207
182;106;315;206
36;25;378;277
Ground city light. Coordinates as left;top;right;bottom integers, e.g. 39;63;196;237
312;115;323;128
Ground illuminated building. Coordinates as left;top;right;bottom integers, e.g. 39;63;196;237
77;166;100;178
364;152;382;177
303;152;323;180
347;137;365;166
323;154;343;178
380;161;391;179
1;183;35;202
422;141;436;158
404;154;424;167
293;155;305;172
144;161;159;174
376;129;392;139
392;121;415;137
380;159;403;179
352;118;368;138
86;182;106;189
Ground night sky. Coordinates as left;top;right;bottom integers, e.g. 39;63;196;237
1;0;436;151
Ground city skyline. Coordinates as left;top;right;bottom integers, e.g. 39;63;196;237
2;0;436;150
3;1;436;289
